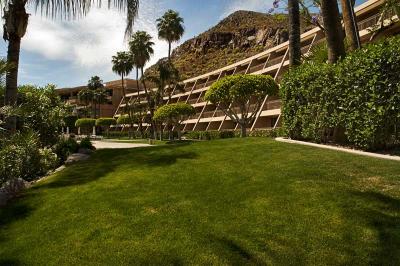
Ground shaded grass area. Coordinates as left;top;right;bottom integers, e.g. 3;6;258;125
1;138;400;265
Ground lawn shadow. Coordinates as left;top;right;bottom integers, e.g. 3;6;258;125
143;150;198;167
210;235;265;265
0;259;21;266
350;190;400;265
39;149;124;189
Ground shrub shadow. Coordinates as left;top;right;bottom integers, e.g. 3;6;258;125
350;190;400;265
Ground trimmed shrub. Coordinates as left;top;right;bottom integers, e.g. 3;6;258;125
281;36;400;150
96;117;117;127
75;118;96;135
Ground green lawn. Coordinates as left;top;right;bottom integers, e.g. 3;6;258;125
1;138;400;265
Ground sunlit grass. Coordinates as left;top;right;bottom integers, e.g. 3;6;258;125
1;138;400;265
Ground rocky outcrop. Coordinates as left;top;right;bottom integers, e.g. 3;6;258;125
145;10;313;80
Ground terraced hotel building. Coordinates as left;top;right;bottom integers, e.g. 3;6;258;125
114;0;399;132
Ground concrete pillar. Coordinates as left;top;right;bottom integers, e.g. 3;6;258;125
92;126;96;136
67;127;70;134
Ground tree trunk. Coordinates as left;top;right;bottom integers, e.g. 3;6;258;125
168;42;171;61
135;68;144;138
320;0;346;63
340;0;360;51
4;35;21;132
288;0;301;66
141;67;157;139
240;124;247;138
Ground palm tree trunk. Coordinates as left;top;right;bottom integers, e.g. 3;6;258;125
340;0;360;51
288;0;301;66
141;67;157;139
168;41;172;61
4;35;21;132
320;0;346;63
136;67;144;138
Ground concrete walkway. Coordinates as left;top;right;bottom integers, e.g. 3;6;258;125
275;137;400;161
92;141;152;150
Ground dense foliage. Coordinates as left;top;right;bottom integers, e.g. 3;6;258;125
204;74;278;137
0;131;58;186
17;84;69;146
281;36;400;150
52;137;79;163
154;103;195;123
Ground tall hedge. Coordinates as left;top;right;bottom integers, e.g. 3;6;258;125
281;36;400;150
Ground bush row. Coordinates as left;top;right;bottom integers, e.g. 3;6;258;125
184;129;284;140
280;36;400;150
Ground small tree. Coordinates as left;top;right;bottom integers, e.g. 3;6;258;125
96;118;116;137
154;103;195;140
75;118;96;136
204;74;278;137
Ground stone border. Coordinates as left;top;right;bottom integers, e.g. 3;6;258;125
275;137;400;161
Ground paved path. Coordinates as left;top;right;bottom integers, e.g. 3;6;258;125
275;137;400;161
92;141;152;150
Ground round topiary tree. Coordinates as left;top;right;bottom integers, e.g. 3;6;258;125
154;103;195;140
75;118;96;136
96;117;117;137
204;74;279;137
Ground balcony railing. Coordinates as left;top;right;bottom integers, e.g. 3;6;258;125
265;100;281;110
187;98;198;104
265;55;285;68
201;111;216;118
248;62;266;73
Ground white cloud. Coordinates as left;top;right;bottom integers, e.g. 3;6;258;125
221;0;275;18
20;0;169;76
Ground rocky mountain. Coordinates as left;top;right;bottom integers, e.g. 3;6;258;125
145;10;313;80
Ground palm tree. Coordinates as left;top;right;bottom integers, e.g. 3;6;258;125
2;0;139;131
340;0;360;50
320;0;346;63
112;51;134;105
129;31;155;138
78;89;94;118
93;88;108;118
87;76;104;118
288;0;301;66
156;9;184;61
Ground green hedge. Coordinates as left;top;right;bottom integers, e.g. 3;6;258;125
184;129;284;140
75;118;96;128
96;117;116;127
281;36;400;150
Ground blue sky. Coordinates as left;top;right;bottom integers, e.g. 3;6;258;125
0;0;365;88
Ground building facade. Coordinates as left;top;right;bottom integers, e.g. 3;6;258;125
57;79;143;118
116;0;399;133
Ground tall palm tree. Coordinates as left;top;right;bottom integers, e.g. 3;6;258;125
78;89;94;118
156;9;184;61
2;0;139;131
288;0;301;66
340;0;360;50
87;76;104;118
320;0;345;63
93;88;108;118
129;31;155;137
112;51;134;105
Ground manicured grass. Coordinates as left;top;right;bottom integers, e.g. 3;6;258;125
1;138;400;265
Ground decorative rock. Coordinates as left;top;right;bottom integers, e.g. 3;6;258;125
65;153;91;165
78;148;94;155
0;178;27;206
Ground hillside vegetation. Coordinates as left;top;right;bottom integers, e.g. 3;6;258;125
146;11;313;80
